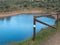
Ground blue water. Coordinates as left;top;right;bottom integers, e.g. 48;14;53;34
0;14;56;45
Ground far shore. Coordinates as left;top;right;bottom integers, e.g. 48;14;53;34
0;10;59;19
0;10;43;18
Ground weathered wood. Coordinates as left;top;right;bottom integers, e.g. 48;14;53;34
26;13;57;15
35;19;56;29
33;16;36;41
56;14;59;29
33;12;59;41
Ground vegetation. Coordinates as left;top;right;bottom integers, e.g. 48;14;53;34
0;0;60;45
0;0;60;12
7;21;60;45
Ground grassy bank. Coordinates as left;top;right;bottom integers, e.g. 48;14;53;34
7;21;60;45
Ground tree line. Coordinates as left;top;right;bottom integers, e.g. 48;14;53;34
0;0;60;12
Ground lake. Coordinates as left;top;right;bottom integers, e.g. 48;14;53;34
0;14;56;44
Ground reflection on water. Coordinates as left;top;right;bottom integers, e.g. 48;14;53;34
0;14;56;44
0;18;5;21
0;16;11;22
5;16;11;22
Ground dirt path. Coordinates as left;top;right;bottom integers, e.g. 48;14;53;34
40;30;60;45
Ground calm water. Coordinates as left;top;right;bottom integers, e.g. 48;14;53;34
0;14;56;44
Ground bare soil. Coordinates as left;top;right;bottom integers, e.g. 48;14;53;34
40;30;60;45
0;10;42;18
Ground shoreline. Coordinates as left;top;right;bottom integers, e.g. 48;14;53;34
0;10;59;19
0;10;43;18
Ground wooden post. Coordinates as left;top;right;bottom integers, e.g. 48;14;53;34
32;13;59;41
56;13;59;30
33;16;36;41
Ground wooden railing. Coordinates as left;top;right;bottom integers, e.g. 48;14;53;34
32;12;59;41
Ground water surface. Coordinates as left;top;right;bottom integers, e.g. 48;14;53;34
0;14;56;44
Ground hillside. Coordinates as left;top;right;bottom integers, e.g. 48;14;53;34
0;0;60;12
